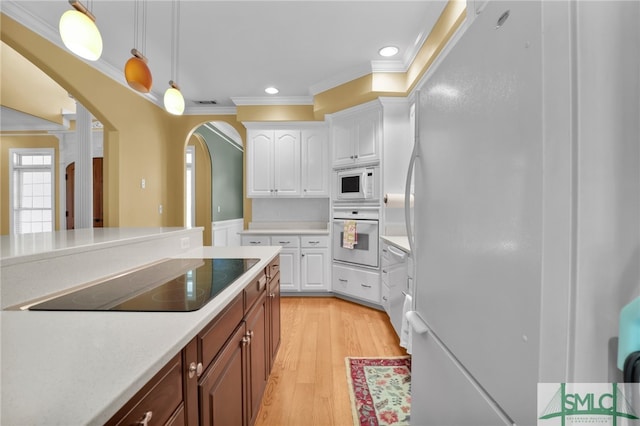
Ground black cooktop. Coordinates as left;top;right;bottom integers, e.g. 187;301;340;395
29;258;259;312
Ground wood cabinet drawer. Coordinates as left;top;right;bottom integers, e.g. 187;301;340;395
245;272;267;313
106;353;183;426
241;235;271;246
199;293;244;369
301;235;329;248
267;257;280;280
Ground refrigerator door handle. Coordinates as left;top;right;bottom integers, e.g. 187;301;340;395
405;92;420;255
406;310;429;334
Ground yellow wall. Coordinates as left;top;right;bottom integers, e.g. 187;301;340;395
1;42;76;124
0;134;60;234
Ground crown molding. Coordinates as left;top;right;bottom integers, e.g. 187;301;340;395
183;105;238;115
308;62;373;96
231;96;313;106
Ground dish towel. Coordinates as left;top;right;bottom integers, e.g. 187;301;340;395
343;220;357;249
399;293;413;354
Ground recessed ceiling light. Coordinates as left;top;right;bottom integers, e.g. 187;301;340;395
378;46;399;57
265;87;279;95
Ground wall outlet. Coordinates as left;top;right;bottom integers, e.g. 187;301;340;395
158;204;163;214
217;206;221;213
141;178;146;189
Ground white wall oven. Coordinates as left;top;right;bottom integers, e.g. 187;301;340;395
332;208;379;268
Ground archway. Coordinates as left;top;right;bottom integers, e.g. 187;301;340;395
186;122;243;246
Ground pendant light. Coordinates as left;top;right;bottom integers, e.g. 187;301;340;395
59;0;103;61
164;0;185;115
124;0;152;93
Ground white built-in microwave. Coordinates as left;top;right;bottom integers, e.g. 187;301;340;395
335;166;377;201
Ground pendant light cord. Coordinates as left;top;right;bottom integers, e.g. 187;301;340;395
133;0;148;55
171;0;180;82
133;0;138;50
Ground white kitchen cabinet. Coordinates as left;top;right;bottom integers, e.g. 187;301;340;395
300;236;329;291
301;129;329;197
332;263;380;304
240;235;270;247
269;236;300;292
330;101;382;168
381;241;409;337
246;129;300;197
241;233;330;293
274;130;301;196
245;124;328;198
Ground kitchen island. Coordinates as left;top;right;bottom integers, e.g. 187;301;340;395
1;230;280;425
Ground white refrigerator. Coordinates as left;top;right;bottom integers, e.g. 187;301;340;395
406;1;640;425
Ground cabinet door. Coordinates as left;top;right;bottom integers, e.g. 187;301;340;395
278;248;300;292
247;130;274;197
245;292;269;426
331;120;355;167
301;129;329;197
301;248;329;291
199;323;247;426
274;130;301;196
355;108;381;164
268;271;281;370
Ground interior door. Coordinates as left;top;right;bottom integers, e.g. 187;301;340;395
65;158;103;229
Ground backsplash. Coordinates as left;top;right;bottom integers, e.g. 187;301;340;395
252;198;330;223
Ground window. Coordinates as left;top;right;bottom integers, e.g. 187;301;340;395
185;146;196;228
10;149;55;234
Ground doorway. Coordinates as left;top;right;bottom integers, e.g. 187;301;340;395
65;158;103;229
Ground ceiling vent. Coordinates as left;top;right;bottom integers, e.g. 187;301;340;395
195;100;217;105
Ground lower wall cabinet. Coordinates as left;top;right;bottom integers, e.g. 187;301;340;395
106;256;281;426
241;235;329;293
332;263;381;304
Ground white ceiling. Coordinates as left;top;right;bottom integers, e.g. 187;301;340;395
1;0;448;114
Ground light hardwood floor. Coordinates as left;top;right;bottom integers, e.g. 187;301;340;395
255;297;408;426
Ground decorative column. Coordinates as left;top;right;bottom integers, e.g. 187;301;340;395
74;103;93;229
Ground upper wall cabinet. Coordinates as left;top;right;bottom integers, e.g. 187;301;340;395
246;123;329;198
329;101;382;168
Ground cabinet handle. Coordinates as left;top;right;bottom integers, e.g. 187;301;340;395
350;155;354;159
301;253;305;257
188;362;203;379
304;189;308;192
382;269;387;273
338;278;348;283
269;292;276;298
250;241;262;245
136;411;152;426
242;336;250;345
382;296;388;301
278;241;290;244
309;241;320;245
361;284;372;288
354;154;359;159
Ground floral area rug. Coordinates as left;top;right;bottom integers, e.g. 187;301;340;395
346;356;412;426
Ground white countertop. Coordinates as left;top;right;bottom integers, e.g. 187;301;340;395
1;245;280;425
380;235;411;253
240;221;329;235
239;228;329;235
0;227;198;266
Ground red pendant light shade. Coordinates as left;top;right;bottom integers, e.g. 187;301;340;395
125;49;152;93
